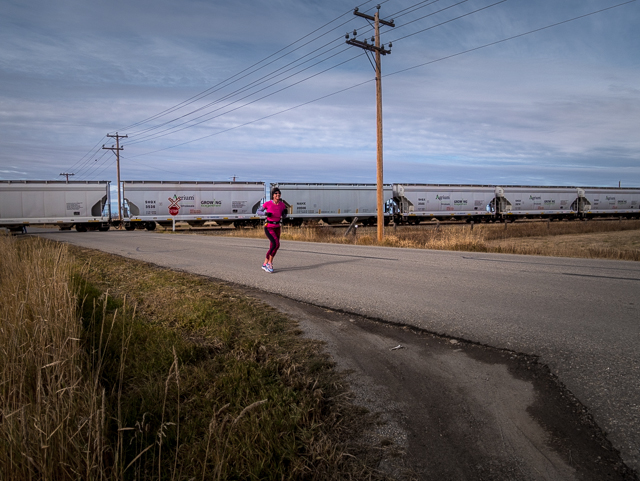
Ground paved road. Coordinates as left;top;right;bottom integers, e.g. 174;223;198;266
35;228;640;473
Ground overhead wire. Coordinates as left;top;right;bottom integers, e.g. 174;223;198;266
127;45;358;145
74;149;112;180
122;4;399;144
124;0;499;149
386;0;637;71
63;0;385;177
127;0;636;160
58;136;108;180
126;37;350;139
127;77;374;159
389;0;511;44
116;0;388;134
122;1;406;145
126;49;365;146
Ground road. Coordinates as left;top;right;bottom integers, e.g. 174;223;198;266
34;228;640;474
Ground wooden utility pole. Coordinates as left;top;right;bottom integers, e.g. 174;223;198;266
59;173;74;182
103;132;128;225
346;5;394;242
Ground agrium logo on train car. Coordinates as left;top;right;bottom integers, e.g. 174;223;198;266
168;195;182;216
179;195;195;208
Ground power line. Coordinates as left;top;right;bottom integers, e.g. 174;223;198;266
64;1;385;177
123;6;387;140
386;0;637;74
126;49;362;146
115;0;385;134
60;136;108;179
74;149;112;180
124;0;507;148
126;39;349;139
125;0;636;160
389;0;510;44
127;77;373;159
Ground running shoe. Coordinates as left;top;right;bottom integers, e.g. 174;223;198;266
262;263;270;273
266;263;274;273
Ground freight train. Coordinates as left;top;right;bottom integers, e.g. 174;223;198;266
1;180;639;232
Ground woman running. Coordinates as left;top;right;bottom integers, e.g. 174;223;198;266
257;187;288;273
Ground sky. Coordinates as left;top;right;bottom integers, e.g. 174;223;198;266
1;0;639;199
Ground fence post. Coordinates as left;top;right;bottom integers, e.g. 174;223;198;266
344;217;359;237
470;221;474;231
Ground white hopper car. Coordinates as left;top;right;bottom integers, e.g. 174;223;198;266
580;187;640;218
3;181;638;233
393;184;496;224
123;181;264;230
393;184;640;223
492;186;582;219
0;180;111;232
273;183;394;226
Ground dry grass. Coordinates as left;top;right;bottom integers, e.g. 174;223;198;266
0;233;387;480
0;235;105;479
215;220;640;261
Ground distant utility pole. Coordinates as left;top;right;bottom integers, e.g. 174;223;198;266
346;5;394;242
103;132;128;224
59;172;74;182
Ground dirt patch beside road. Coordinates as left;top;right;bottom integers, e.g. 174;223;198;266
243;288;637;481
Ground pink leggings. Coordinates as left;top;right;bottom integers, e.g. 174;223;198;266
264;226;281;259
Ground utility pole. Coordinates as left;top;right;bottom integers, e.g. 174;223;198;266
59;173;74;182
103;132;128;225
346;5;394;242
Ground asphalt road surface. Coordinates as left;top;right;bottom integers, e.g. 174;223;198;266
33;228;640;475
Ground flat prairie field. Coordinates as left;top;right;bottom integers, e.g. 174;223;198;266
485;227;640;260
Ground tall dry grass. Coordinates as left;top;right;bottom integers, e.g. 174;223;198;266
219;220;640;261
1;235;384;479
0;234;107;479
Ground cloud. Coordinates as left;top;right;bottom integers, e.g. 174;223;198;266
1;0;638;188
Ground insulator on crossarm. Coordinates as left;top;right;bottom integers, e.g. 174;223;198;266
353;29;357;37
345;33;350;39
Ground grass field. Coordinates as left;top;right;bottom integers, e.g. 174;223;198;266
210;219;640;262
0;234;387;480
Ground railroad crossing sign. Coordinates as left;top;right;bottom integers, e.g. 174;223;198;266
168;195;182;216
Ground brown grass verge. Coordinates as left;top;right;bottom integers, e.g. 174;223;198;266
0;233;391;480
208;219;640;261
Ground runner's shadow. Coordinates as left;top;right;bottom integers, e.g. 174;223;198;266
274;258;360;273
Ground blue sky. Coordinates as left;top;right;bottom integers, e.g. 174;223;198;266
1;0;638;193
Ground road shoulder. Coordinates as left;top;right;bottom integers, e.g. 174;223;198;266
242;287;637;481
